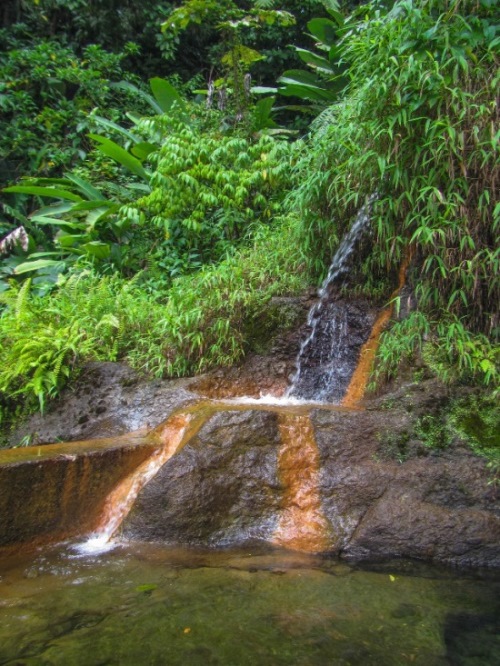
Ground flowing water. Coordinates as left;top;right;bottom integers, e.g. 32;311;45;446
287;195;377;402
1;543;499;666
74;411;203;555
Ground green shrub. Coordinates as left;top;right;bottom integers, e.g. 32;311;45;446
130;215;309;376
0;214;308;417
0;271;166;412
450;392;500;461
0;38;145;184
124;116;298;280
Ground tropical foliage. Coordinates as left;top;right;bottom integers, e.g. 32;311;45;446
0;0;498;438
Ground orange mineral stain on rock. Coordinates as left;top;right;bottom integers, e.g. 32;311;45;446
341;307;393;408
88;407;209;544
273;413;331;553
342;250;413;408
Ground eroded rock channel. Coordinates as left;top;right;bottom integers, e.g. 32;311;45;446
1;384;498;568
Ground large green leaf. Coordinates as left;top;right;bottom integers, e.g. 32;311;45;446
250;86;278;94
307;18;339;45
69;200;112;212
280;69;322;85
296;48;334;73
252;97;278;130
3;185;83;202
91;115;141;144
86;207;115;228
34;202;75;216
64;173;104;201
14;259;63;274
80;241;111;259
150;77;186;113
131;142;158;160
93;204;121;224
110;81;163;114
29;216;86;231
57;234;88;248
278;78;336;102
88;134;150;181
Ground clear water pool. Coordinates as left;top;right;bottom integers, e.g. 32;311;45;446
1;543;499;665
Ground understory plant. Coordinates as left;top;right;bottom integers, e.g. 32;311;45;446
0;271;166;414
0;36;145;185
124;115;298;280
134;215;308;376
0;214;307;420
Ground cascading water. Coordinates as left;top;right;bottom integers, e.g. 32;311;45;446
75;409;208;553
0;192;413;561
287;194;377;402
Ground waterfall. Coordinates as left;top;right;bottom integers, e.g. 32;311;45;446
287;194;377;402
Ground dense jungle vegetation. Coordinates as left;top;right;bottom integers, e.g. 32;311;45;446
0;0;498;454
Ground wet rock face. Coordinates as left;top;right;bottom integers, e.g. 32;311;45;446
2;365;499;568
0;433;158;551
120;392;500;568
123;410;282;546
8;363;198;446
312;408;500;568
288;299;378;402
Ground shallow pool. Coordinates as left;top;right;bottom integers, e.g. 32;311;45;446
1;543;499;665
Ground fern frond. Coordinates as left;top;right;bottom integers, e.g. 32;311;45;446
14;278;32;322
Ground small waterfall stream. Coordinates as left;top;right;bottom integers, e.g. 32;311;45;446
77;408;208;553
75;195;390;554
287;194;377;402
11;195;414;557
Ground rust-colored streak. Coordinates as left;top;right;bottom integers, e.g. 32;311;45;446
342;250;413;408
273;413;330;553
93;413;189;539
341;307;393;408
92;408;209;541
